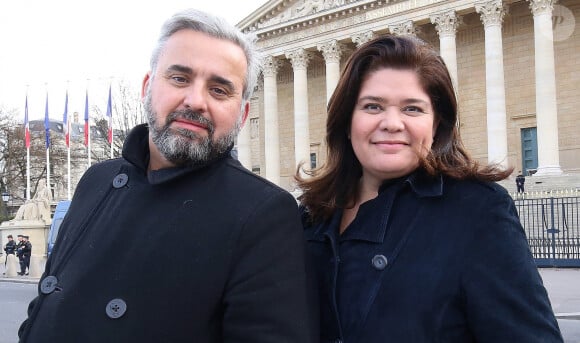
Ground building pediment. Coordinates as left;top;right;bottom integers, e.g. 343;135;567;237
239;0;369;33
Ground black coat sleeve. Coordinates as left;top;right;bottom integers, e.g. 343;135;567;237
222;190;318;343
461;191;563;342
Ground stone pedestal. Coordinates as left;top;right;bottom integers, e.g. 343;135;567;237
5;254;19;277
0;221;50;257
29;254;44;278
1;182;53;278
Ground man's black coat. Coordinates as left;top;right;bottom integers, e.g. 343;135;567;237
19;124;316;343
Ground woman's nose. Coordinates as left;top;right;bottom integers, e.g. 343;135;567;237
379;106;405;132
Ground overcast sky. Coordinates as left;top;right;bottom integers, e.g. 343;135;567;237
0;0;266;121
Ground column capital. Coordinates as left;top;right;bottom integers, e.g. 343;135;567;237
351;31;375;47
527;0;556;16
262;56;281;77
317;40;343;64
285;49;312;70
388;20;420;36
475;0;508;28
430;10;462;37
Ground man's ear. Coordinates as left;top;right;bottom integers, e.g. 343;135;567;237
141;73;151;99
240;102;250;127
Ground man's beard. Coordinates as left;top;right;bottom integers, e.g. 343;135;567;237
144;87;242;167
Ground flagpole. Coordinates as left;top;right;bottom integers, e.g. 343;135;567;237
26;149;30;200
88;120;92;169
67;147;71;199
46;149;50;192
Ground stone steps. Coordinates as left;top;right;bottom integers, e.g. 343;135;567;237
497;173;580;195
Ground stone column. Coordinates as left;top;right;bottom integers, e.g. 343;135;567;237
475;0;509;168
285;49;312;170
262;56;281;184
528;0;562;175
236;99;252;169
237;125;251;169
388;20;420;36
318;40;343;104
352;31;374;48
430;10;461;91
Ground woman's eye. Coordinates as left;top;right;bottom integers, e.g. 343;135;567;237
363;103;382;113
402;106;425;115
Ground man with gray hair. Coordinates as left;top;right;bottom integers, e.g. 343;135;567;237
19;9;317;343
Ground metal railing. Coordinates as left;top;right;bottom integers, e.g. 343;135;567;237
510;188;580;199
514;196;580;267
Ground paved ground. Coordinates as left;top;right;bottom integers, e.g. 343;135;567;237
538;268;580;342
1;264;579;341
540;268;580;317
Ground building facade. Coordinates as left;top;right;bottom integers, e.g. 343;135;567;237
236;0;580;191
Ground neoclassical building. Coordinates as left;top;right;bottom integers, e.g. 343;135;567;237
235;0;580;190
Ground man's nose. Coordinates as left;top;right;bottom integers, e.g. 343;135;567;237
183;83;208;112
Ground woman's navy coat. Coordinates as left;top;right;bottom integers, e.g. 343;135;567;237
304;172;562;342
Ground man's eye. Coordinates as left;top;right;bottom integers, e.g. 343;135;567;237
211;87;228;96
171;76;188;83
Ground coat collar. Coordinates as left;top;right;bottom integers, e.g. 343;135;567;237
306;171;444;243
403;170;444;198
122;123;233;185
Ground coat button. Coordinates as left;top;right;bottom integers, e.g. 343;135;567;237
371;254;388;270
40;275;58;294
112;173;129;188
105;298;127;319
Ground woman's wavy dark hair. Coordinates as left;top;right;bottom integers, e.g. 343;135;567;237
296;34;512;223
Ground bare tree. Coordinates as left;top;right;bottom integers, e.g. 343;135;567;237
0;79;144;200
92;80;146;163
0;106;25;203
0;106;87;203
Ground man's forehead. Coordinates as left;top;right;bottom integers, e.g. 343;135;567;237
164;30;246;62
157;31;247;88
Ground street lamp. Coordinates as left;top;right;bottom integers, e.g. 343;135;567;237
1;192;10;220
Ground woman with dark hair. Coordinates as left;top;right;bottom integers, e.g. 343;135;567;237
296;35;562;342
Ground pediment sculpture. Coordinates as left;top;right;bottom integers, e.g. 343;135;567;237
258;0;348;29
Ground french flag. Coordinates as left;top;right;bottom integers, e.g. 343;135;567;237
24;95;30;149
63;91;69;147
44;93;50;149
106;85;112;144
84;90;89;147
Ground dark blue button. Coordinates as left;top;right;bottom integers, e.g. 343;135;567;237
40;276;58;294
106;298;127;319
113;174;129;188
372;255;388;270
